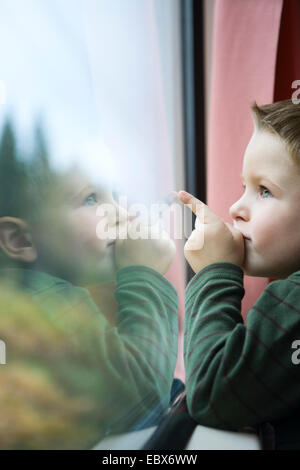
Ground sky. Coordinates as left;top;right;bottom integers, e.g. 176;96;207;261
0;0;181;204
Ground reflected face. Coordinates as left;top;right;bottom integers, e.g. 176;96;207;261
229;130;300;279
33;169;128;284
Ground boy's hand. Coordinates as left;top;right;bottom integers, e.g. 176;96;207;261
114;220;176;275
177;191;244;273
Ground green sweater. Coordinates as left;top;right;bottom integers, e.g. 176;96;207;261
0;265;178;448
184;262;300;450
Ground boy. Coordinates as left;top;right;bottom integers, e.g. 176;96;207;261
177;99;300;450
0;126;178;449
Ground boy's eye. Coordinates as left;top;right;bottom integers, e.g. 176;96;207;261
259;186;272;198
83;193;98;206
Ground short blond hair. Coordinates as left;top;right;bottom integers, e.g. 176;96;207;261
251;99;300;166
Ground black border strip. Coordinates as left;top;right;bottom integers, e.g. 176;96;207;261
181;0;206;282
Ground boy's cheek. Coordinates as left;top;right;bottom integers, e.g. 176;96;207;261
55;213;107;259
66;211;98;239
251;210;279;245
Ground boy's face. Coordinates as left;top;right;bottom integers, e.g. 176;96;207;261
33;169;128;284
230;129;300;279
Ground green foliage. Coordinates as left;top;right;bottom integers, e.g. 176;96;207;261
0;117;52;220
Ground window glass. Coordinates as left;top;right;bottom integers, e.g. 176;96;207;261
0;0;184;449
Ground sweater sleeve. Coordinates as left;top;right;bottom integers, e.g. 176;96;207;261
32;265;178;437
184;262;300;431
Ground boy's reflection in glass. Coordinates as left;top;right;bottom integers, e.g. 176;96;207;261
0;119;178;449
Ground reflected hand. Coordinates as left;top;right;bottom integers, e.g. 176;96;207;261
115;219;176;275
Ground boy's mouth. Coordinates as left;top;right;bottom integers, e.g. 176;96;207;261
233;224;251;240
239;232;251;242
235;227;251;240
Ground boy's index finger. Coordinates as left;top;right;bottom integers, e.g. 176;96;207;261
176;191;204;217
176;190;218;224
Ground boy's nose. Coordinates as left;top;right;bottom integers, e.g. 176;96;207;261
116;205;128;223
229;198;249;222
114;204;135;228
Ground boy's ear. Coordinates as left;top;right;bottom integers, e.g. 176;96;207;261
0;217;37;263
